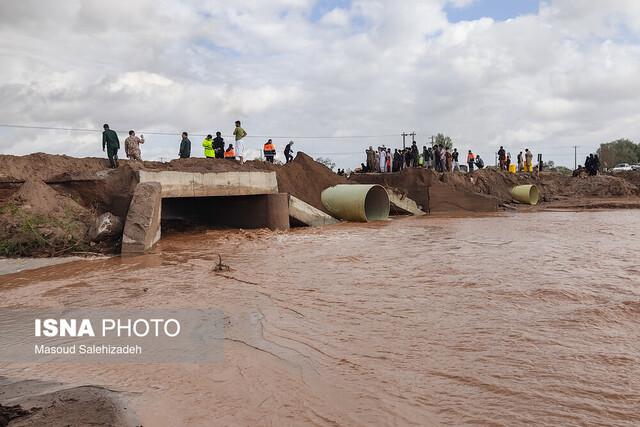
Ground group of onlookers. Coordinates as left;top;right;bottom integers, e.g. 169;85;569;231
192;120;248;163
102;121;298;168
359;141;540;175
362;142;463;173
584;153;600;175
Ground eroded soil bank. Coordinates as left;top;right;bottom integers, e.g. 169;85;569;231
1;212;639;426
2;152;639;257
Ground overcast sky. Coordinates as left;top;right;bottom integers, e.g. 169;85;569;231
1;0;639;168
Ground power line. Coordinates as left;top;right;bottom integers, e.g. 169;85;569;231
0;123;399;139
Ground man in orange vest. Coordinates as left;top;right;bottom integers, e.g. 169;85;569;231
467;150;476;173
224;144;236;160
263;139;276;163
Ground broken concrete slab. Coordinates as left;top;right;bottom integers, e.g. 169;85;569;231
289;195;339;227
138;170;278;198
121;182;162;255
386;189;426;216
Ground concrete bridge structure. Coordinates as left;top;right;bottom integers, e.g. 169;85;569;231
121;170;291;254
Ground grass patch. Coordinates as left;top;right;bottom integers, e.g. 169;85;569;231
0;204;94;257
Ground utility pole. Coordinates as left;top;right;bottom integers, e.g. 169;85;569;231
430;135;435;146
401;132;408;150
573;145;578;170
409;132;416;144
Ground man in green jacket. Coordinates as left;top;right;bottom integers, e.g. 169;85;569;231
102;124;120;168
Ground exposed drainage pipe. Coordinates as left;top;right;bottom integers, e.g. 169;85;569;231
321;184;390;222
511;184;540;205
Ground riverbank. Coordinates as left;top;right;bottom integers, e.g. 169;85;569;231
0;377;134;426
1;152;639;257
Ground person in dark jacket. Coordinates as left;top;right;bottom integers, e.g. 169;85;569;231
213;132;225;158
475;154;485;169
102;124;120;168
410;142;419;167
179;132;191;158
452;148;459;171
284;141;294;163
433;145;442;172
498;146;506;170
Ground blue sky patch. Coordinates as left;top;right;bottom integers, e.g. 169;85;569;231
446;0;539;23
310;0;351;22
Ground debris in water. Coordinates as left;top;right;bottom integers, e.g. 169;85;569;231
213;254;230;272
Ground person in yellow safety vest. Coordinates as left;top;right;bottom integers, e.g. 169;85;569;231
224;144;236;160
202;134;215;158
263;139;276;163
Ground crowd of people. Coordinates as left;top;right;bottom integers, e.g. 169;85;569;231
359;142;539;174
361;142;464;173
102;123;546;176
585;153;601;175
101;121;297;168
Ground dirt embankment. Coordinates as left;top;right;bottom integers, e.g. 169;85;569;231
249;152;348;214
0;179;92;257
0;152;342;256
349;168;499;212
1;152;639;256
350;166;640;210
443;169;640;204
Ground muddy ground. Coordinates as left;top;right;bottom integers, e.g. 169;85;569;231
1;152;639;257
0;377;133;426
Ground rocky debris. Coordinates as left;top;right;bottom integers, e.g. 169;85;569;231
88;212;123;242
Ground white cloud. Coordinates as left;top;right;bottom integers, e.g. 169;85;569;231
1;0;640;167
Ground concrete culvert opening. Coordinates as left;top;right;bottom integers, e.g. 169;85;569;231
161;194;289;233
364;185;391;221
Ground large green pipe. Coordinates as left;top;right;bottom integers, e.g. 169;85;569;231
321;184;390;222
511;184;540;205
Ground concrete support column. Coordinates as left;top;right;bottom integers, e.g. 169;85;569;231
263;193;290;231
121;182;162;254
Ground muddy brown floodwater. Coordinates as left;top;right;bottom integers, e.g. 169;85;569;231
1;211;640;426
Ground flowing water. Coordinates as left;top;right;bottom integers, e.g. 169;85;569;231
1;211;639;426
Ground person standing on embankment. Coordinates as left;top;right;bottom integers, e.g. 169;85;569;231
452;148;459;171
213;132;225;159
124;130;144;161
179;132;191;158
498;146;506;170
233;120;247;163
517;151;524;172
202;134;215;158
102;124;120;168
467;150;475;173
284;141;294;163
263;139;276;163
525;148;533;172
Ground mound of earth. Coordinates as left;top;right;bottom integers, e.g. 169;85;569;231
0;153;109;182
436;168;639;204
350;168;499;212
614;171;640;192
249;152;348;214
0;179;93;256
